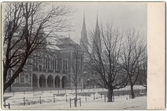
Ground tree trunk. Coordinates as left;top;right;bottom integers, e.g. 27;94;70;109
75;85;77;107
107;87;113;102
4;68;23;91
130;84;135;99
145;86;147;96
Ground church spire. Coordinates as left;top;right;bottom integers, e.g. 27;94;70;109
92;14;101;54
80;12;88;49
80;12;89;62
96;12;99;30
95;13;100;37
82;12;86;33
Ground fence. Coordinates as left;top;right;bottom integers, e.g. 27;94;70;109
4;88;146;109
3;102;10;109
69;98;81;108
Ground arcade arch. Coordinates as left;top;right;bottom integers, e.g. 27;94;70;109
39;74;46;88
55;75;60;88
62;76;67;88
33;74;38;88
47;75;53;88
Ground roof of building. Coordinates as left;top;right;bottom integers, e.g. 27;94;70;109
46;34;79;51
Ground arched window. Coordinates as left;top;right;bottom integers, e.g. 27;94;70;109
33;55;35;68
19;73;25;84
55;58;57;70
51;58;53;70
15;76;19;83
47;55;50;69
52;58;54;70
46;55;48;69
25;74;29;83
43;56;46;69
63;59;68;73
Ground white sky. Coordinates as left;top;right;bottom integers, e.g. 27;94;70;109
51;2;147;43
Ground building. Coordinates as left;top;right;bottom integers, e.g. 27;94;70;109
80;14;102;88
7;14;101;92
8;35;84;91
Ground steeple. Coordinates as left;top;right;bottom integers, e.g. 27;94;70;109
95;12;99;33
80;12;88;50
92;14;101;54
82;13;86;34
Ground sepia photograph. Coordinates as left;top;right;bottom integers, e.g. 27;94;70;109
1;1;164;110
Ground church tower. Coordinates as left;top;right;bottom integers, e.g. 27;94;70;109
80;13;88;51
92;14;101;54
80;13;89;62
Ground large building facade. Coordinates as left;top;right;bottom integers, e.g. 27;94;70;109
7;14;101;92
9;36;84;91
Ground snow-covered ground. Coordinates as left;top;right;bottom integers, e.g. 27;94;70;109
4;96;146;110
4;85;145;97
3;85;146;110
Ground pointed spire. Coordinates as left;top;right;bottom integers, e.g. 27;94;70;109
82;11;86;34
80;12;88;47
92;13;101;54
96;11;98;23
80;12;89;62
95;12;99;32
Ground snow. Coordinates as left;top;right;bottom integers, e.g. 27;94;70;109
4;96;146;110
3;85;146;109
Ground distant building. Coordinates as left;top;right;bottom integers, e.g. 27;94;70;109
80;13;101;88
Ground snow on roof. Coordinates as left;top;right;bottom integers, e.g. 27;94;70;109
46;34;78;50
46;44;61;50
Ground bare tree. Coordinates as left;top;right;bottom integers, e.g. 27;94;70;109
120;29;146;99
83;23;128;102
3;2;73;91
138;54;147;90
69;44;84;107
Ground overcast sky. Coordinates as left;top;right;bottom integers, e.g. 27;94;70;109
54;2;147;43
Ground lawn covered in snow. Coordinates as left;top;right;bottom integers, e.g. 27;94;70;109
3;85;146;109
4;95;146;110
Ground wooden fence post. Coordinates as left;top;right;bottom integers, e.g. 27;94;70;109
8;103;10;109
93;93;95;100
79;98;81;106
104;95;106;102
70;98;71;108
4;102;6;108
53;95;55;103
74;98;76;107
40;96;41;104
66;95;67;102
4;102;10;109
85;94;87;101
23;97;25;106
